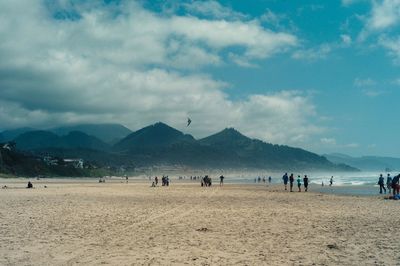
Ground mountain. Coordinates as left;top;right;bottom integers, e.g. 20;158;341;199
0;145;113;177
114;122;195;151
199;128;354;171
1;127;35;142
14;130;109;151
200;128;251;147
63;131;110;151
325;153;400;171
51;123;132;143
14;131;62;150
0;145;49;176
2;122;358;173
113;124;356;171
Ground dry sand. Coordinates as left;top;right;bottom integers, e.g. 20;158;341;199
0;178;399;265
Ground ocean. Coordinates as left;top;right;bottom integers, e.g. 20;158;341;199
224;171;397;196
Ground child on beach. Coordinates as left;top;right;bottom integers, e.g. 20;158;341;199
297;175;301;192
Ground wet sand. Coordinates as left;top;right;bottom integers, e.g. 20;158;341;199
0;179;399;265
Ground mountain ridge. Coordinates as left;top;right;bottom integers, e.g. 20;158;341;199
2;122;358;172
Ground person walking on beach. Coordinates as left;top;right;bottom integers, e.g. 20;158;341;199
282;173;289;190
155;176;158;186
219;175;224;186
268;176;272;184
329;176;334;186
391;174;400;196
387;174;392;194
289;174;294;192
303;175;309;192
297;175;302;192
378;174;386;194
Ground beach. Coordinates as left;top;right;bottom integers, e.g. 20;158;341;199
0;178;399;265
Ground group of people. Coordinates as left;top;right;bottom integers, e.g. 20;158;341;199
254;176;272;184
177;176;203;181
150;175;170;187
201;175;212;187
378;173;400;195
282;173;309;192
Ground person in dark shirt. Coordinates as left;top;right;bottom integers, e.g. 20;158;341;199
289;174;294;192
282;173;288;191
378;174;386;194
303;175;309;192
391;174;400;196
219;175;224;186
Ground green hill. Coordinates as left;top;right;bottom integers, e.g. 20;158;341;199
14;130;110;151
51;123;132;143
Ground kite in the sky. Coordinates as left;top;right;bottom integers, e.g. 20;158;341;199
187;117;192;127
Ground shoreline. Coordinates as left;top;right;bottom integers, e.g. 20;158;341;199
0;177;387;197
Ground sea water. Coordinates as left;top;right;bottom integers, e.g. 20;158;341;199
225;171;396;196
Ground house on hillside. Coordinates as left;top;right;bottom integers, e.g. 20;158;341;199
64;158;84;169
1;141;16;151
43;156;59;166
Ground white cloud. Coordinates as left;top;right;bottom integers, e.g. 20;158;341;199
183;1;246;20
0;1;322;146
368;0;400;31
260;9;281;25
362;89;385;97
292;44;332;60
340;34;352;46
320;138;337;145
378;36;400;62
392;78;400;85
342;0;368;6
354;77;376;87
344;143;359;148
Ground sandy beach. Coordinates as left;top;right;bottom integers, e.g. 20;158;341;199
0;178;399;265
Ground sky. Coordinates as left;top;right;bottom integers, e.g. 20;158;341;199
1;0;400;157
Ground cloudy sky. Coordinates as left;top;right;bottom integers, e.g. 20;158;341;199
1;0;400;157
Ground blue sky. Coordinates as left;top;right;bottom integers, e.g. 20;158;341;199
1;0;400;157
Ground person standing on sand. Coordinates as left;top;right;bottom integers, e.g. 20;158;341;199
386;174;392;194
297;175;301;192
268;176;272;184
303;175;309;192
378;174;386;194
282;173;289;190
155;176;158;186
329;176;334;186
289;174;294;192
220;175;224;186
391;174;400;196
